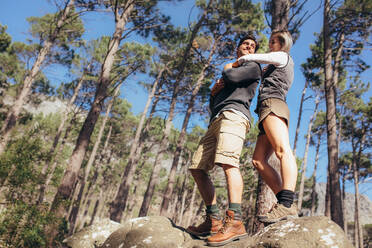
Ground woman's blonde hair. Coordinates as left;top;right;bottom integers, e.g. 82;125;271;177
271;30;293;53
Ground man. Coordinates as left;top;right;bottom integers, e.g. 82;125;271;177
186;33;261;247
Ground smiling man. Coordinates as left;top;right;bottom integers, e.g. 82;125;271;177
186;33;261;247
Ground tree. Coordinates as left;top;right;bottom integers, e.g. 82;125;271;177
297;94;319;210
0;0;83;154
339;80;371;248
48;0;161;242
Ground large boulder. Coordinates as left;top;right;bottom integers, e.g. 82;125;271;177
252;216;354;248
100;216;187;248
63;219;123;248
65;216;354;248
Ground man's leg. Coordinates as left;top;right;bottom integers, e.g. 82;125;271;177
207;164;248;246
222;164;243;213
190;169;216;206
187;169;223;236
187;122;223;236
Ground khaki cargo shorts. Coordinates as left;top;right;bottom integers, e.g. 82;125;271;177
257;98;290;135
189;110;250;172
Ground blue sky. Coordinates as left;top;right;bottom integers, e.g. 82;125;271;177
0;0;370;200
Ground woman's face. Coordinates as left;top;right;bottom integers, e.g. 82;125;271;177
269;35;282;52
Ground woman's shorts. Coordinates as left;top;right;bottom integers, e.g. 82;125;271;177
189;110;250;172
257;98;290;135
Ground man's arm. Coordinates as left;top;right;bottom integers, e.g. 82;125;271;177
222;61;261;85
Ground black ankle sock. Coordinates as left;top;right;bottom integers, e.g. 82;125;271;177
206;204;220;215
276;190;294;208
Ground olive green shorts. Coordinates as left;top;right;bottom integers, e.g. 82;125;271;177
257;98;290;135
189;111;250;172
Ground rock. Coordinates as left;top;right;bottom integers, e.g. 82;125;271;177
66;216;354;248
252;216;354;248
63;218;123;248
100;216;187;248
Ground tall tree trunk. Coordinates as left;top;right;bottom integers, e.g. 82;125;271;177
160;39;217;215
342;167;348;233
185;182;197;227
47;3;134;244
0;0;75;155
38;71;87;204
352;127;366;248
269;0;290;30
81;124;112;219
109;67;165;221
177;169;189;225
137;84;179;217
310;133;321;216
254;168;277;233
323;0;343;228
135;0;213;218
69;86;119;233
297;95;319;210
293;79;309;155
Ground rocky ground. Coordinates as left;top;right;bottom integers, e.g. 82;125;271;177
64;215;354;248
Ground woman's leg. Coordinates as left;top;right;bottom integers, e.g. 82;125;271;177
252;134;282;194
262;113;297;191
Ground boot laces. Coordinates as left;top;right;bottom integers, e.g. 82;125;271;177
219;215;233;233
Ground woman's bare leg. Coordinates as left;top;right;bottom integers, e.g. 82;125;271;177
262;113;297;191
252;134;282;194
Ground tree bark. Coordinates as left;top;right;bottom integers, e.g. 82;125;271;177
269;0;290;31
38;70;87;204
160;39;217;215
310;133;321;216
185;182;197;227
0;0;75;155
137;83;179;217
297;95;319;210
69;85;119;233
109;67;165;220
47;2;134;244
323;0;344;228
293;79;309;155
352;127;366;248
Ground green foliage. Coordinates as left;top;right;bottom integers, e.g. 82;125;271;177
0;136;44;189
0;24;11;52
0;126;64;247
0;26;25;90
27;8;84;47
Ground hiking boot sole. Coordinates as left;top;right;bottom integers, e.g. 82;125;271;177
207;233;248;247
259;214;298;224
186;229;218;238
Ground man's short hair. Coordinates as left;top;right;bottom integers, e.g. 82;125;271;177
238;33;259;52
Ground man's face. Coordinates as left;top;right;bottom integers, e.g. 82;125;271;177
237;39;256;57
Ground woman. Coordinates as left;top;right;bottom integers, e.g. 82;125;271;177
237;30;298;223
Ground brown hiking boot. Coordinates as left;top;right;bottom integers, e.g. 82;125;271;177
186;213;223;237
258;203;298;224
207;210;248;247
